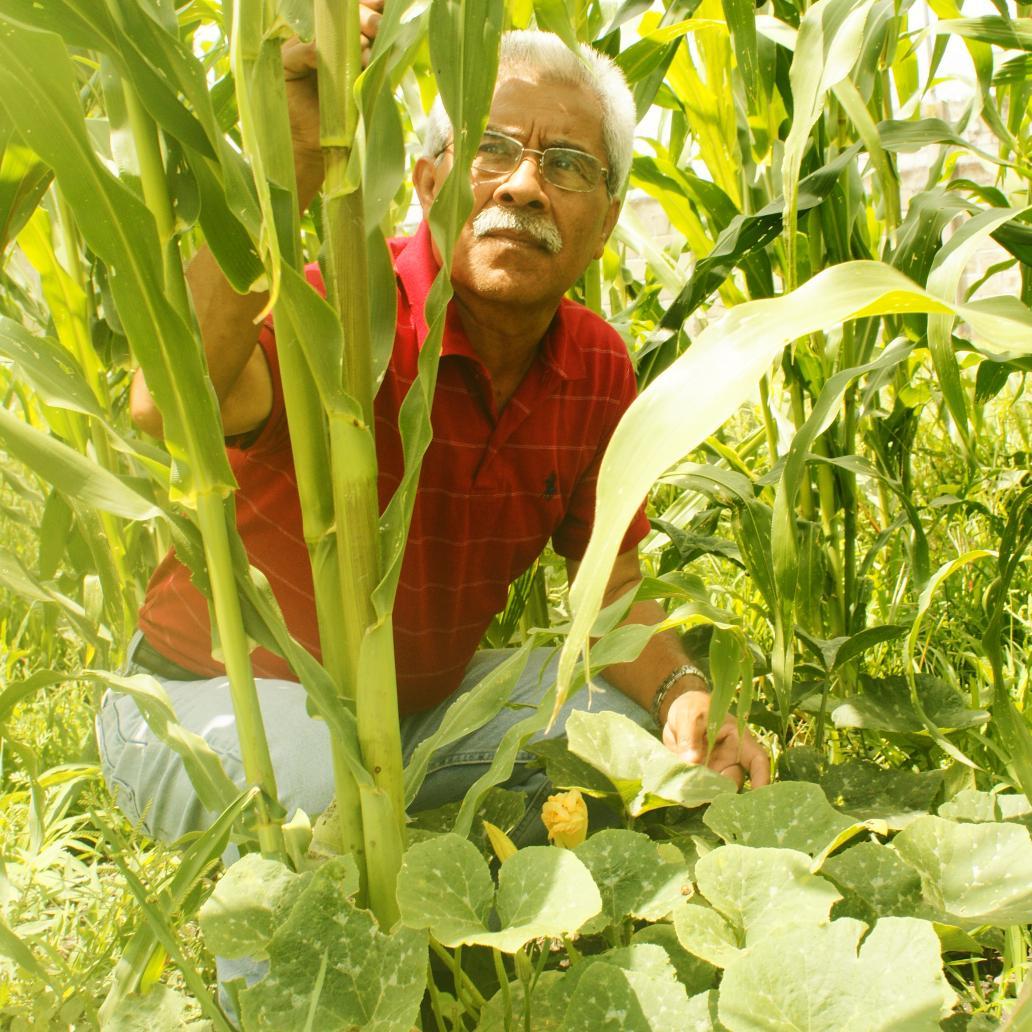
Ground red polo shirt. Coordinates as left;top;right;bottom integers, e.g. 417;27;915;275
139;222;649;714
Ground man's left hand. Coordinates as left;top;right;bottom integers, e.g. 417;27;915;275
661;689;770;790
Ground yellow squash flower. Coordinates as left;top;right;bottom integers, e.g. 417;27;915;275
541;789;588;848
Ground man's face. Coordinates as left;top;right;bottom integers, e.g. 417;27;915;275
414;73;621;313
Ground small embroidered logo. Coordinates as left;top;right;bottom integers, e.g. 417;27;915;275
543;472;558;499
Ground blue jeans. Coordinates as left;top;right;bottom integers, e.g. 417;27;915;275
96;637;651;848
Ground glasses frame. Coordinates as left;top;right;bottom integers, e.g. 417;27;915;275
439;130;610;193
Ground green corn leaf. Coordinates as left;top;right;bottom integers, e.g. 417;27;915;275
0;317;104;418
658;146;859;329
92;811;235;1032
0;408;160;520
935;16;1032;51
554;262;1032;712
992;52;1032;85
403;641;535;805
925;205;1031;449
0;17;234;502
88;670;241;815
0;121;51;255
721;0;761;113
1;0;215;156
371;0;503;619
533;0;581;49
781;0;874;280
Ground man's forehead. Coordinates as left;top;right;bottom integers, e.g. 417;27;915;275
486;73;605;146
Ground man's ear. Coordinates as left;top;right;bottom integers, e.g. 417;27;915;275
593;195;622;261
413;155;446;219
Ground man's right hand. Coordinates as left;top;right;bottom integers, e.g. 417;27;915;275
282;0;385;164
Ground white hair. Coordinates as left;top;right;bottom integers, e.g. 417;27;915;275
422;30;636;196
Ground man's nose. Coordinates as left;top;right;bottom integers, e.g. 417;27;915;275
493;152;549;209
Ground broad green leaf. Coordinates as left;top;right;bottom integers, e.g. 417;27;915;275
803;674;990;733
559;945;697;1031
565;710;735;815
493;846;602;951
524;737;620;800
938;789;1032;827
574;829;692;932
685;990;721;1032
198;854;311;960
397;834;602;952
718;917;955;1031
703;782;856;855
103;985;212;1032
820;841;925;922
694;846;841;943
820;761;945;823
630;924;719;996
556;260;1032;711
893;815;1032;927
395;834;495;945
240;858;427;1032
672;900;742;967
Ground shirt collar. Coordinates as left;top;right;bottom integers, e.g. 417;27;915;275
394;219;586;380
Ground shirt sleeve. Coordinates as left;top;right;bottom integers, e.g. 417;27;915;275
551;347;650;561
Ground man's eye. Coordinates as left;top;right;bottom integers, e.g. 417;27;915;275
478;136;514;156
549;150;591;175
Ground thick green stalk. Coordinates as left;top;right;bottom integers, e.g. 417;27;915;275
316;0;407;905
195;497;285;857
124;79;285;858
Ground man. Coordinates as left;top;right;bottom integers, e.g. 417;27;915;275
97;23;768;851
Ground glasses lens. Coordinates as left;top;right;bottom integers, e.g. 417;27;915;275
542;148;603;192
473;133;522;175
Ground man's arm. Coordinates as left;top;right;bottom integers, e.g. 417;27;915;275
567;548;770;788
130;12;382;439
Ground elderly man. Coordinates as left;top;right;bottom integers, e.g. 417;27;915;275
97;23;768;852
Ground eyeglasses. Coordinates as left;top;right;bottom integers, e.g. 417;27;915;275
469;130;609;193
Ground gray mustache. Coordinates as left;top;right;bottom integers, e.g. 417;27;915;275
472;208;563;255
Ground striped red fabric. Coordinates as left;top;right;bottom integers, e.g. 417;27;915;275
139;222;649;714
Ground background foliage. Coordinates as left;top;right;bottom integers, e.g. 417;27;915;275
0;0;1030;1027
